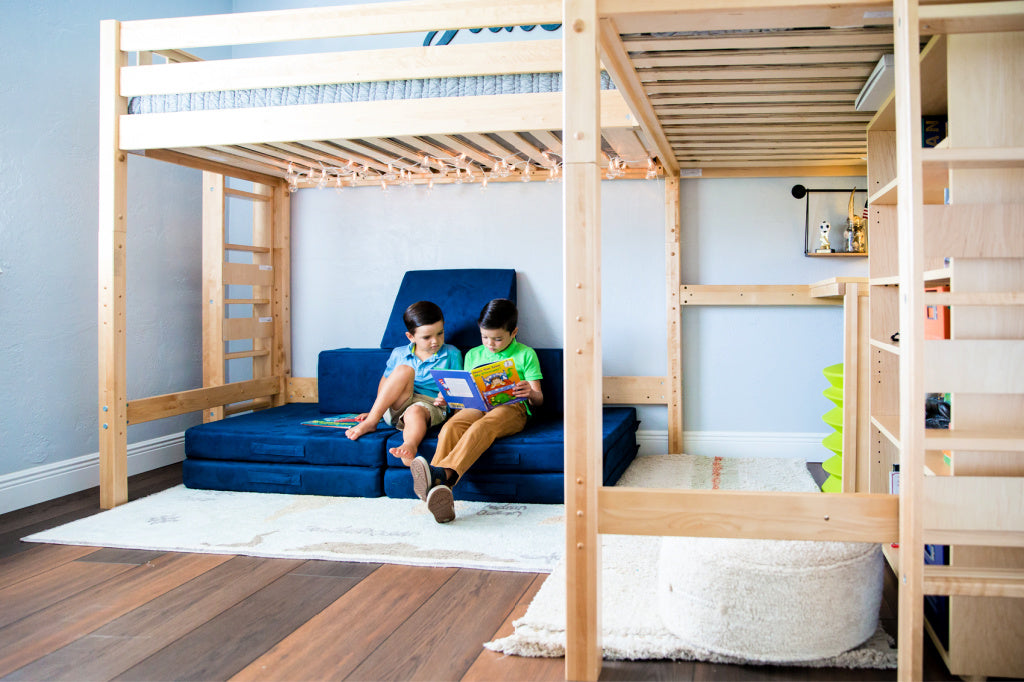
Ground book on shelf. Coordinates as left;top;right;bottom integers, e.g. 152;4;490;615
302;413;362;429
431;358;524;412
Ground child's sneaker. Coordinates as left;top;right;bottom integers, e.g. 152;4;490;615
426;485;455;524
410;456;432;501
410;456;449;501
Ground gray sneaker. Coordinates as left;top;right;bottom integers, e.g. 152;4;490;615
426;485;455;523
410;456;431;501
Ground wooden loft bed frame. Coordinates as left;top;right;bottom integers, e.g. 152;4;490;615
97;1;1023;680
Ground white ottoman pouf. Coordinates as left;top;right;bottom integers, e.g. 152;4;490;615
657;537;883;662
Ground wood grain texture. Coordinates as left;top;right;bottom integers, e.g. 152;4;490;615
114;562;371;681
0;552;231;676
345;568;536;681
8;556;306;682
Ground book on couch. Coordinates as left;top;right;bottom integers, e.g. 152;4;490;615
302;413;363;429
431;358;525;412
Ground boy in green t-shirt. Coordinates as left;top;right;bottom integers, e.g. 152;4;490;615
409;298;544;523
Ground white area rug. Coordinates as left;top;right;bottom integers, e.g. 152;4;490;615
486;454;898;669
24;485;564;573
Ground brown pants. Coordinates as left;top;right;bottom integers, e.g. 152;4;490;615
430;402;528;480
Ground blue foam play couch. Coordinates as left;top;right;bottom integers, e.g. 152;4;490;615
183;269;639;503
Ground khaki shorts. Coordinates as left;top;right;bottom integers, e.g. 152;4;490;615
384;393;447;430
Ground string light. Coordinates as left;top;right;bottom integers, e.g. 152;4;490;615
283;151;660;191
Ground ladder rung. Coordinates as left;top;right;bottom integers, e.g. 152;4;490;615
923;291;1024;306
926;428;1024;451
225;243;271;253
223;398;273;416
923;566;1024;598
921;146;1024;169
225;299;272;306
224;349;271;361
921;2;1024;35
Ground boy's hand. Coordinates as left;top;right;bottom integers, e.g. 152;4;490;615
433;395;448;408
512;380;532;398
354;413;369;422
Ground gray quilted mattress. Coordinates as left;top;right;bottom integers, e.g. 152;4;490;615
129;71;616;114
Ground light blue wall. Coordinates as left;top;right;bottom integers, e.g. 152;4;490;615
0;0;867;500
0;0;230;478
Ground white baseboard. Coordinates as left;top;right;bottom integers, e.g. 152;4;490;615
637;429;828;462
0;432;185;516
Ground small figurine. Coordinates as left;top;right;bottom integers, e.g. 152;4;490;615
817;219;833;253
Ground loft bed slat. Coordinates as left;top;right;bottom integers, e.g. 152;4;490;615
646;79;868;95
361;137;439;170
119;0;562;51
432;135;498;167
606;1;893;34
640;64;876;81
121;40;563;96
631;46;887;69
601;128;649;163
621;26;895;51
529;130;564;153
653;92;861;105
329;139;423;172
290;140;394;174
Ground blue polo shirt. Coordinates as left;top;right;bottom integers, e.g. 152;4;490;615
384;343;462;397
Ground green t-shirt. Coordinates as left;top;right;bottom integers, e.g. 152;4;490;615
464;339;542;415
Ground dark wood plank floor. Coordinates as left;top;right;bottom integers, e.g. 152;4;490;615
0;463;959;681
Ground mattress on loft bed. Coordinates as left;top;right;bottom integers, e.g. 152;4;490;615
128;72;616;114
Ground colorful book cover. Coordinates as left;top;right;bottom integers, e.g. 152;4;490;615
302;413;362;429
431;358;525;411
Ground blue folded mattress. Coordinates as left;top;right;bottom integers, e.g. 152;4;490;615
182;401;395;497
184;402;394;467
182;458;386;497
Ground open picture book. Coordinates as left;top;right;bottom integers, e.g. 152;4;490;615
431;358;525;411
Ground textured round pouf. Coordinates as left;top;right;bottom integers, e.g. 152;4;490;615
657;537;883;662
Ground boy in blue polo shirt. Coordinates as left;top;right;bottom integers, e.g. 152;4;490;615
410;298;543;523
346;301;462;464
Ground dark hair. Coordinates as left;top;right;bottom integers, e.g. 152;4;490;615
478;298;518;333
403;300;444;332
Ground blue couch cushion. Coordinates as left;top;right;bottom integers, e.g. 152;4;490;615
184;459;384;497
531;348;564;420
184;402;394;467
379;269;517;351
317;348;392;414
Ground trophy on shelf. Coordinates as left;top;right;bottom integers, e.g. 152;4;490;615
816;218;834;253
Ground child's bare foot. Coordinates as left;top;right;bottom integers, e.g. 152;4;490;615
389;442;418;465
346;420;377;440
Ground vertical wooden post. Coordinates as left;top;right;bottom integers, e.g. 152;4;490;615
202;172;226;423
665;175;683;453
892;0;926;678
272;180;292;405
562;0;602;679
841;282;859;491
855;288;871;492
98;20;128;510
